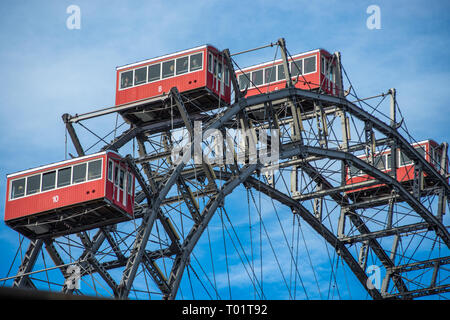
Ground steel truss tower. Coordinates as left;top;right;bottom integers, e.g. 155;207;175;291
2;39;449;300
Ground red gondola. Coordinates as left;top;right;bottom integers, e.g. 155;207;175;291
115;45;231;124
4;151;135;239
345;140;448;198
236;48;340;98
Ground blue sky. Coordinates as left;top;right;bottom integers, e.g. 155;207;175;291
0;0;449;299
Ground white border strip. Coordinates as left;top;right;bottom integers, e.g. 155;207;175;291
7;150;121;178
117;45;210;71
236;48;321;73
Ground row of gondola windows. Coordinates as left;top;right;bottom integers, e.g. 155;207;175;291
120;52;204;89
107;160;133;195
10;159;103;200
348;145;428;176
238;56;317;90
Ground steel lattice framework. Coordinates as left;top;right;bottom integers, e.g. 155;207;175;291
2;39;449;300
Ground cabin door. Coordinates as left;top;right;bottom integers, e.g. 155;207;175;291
113;162;120;205
213;55;225;97
117;166;126;208
122;168;127;207
218;58;224;97
113;161;127;208
220;75;225;96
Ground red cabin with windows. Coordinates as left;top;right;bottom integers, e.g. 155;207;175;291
345;140;448;198
116;45;231;125
4;151;135;239
236;49;339;98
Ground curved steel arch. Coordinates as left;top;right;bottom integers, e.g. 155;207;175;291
241;174;383;300
290;161;410;295
162;124;448;299
153;86;449;299
282;87;450;195
292;145;450;247
180;168;384;300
